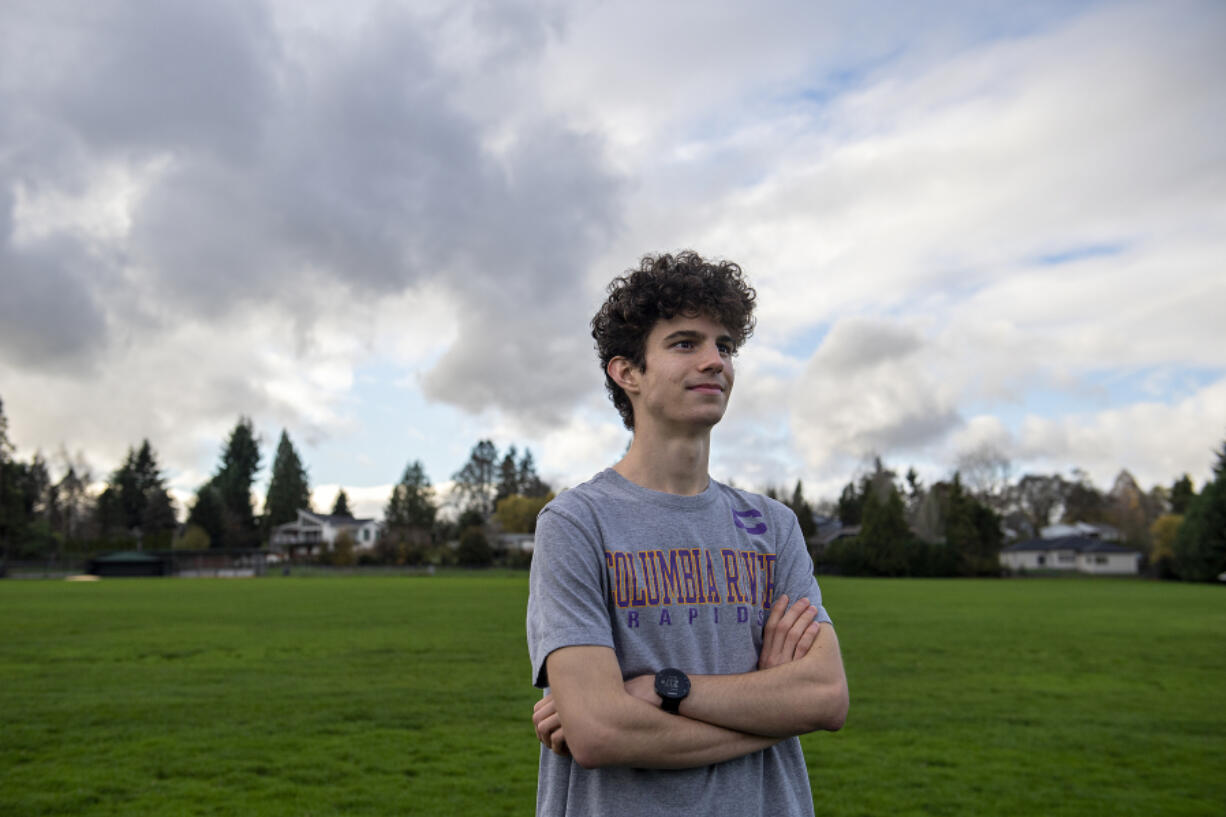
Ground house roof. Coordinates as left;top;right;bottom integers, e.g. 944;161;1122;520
1003;535;1140;555
300;510;376;526
1039;521;1122;541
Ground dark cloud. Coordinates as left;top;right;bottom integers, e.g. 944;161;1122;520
792;316;961;466
3;0;277;160
0;0;623;425
0;237;110;373
811;316;922;372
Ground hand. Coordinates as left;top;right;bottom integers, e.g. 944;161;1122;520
533;693;570;756
758;594;821;670
623;674;661;707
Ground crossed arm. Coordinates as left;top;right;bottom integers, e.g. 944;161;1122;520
532;594;849;770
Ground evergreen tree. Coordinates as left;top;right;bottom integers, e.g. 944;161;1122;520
836;481;863;526
1172;440;1226;582
189;418;261;548
187;483;226;549
943;475;1003;576
1170;474;1196;515
94;485;124;543
213;418;262;546
788;480;816;538
97;440;176;548
264;430;311;533
452;440;498;516
496;445;519;504
517;449;550;498
379;461;438;566
110;448;144;533
384;461;437;531
858;484;911;576
141;488;178;550
331;488;353;518
0;416;52;559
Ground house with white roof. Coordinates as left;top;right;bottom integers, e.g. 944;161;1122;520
270;510;380;558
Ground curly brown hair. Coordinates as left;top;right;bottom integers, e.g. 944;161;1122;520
591;251;757;430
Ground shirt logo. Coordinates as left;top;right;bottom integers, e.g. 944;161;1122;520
732;508;767;535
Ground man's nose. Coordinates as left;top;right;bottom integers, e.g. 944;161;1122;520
698;343;724;372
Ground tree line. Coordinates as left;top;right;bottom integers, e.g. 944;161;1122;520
799;443;1226;582
0;401;553;569
1;395;1223;579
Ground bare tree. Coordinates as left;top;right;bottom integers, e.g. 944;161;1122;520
1011;473;1068;537
955;443;1012;511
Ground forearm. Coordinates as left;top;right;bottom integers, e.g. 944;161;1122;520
680;624;848;738
576;693;781;769
542;646;780;770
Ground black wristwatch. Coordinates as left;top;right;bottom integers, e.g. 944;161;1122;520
654;667;691;714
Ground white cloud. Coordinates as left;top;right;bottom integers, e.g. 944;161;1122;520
1016;377;1226;488
789;316;961;474
311;482;390;520
2;0;1223;512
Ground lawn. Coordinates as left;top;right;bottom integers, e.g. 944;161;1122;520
0;574;1222;816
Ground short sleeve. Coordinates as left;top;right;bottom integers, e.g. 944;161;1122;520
526;507;616;688
771;511;832;626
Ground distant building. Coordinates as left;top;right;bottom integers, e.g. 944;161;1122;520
498;533;536;554
1000;535;1141;575
1039;521;1122;541
812;514;852;546
88;550;171;577
270;510;380;559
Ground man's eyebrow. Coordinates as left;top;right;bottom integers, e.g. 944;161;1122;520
660;329;737;346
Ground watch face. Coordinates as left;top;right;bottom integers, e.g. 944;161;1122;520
656;667;690;699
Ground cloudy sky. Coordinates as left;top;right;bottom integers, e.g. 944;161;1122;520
2;0;1223;518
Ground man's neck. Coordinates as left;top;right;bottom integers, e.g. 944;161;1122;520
613;426;712;496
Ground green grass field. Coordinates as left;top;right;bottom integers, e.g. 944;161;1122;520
1;574;1222;816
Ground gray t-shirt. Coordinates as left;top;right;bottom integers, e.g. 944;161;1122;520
527;468;832;817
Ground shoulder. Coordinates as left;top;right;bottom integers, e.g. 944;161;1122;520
538;469;624;529
711;479;796;518
711;480;801;538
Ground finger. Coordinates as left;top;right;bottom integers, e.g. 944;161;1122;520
533;696;556;718
781;603;819;657
535;712;561;745
763;594;789;631
777;596;809;632
532;700;557;733
764;594;794;643
550;728;569;756
759;598;789;668
793;619;822;659
770;597;809;658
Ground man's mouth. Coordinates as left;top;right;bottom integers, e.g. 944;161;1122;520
687;383;724;394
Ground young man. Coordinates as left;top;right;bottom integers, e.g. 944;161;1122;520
527;252;849;816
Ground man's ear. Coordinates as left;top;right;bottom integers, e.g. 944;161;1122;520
607;357;641;395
